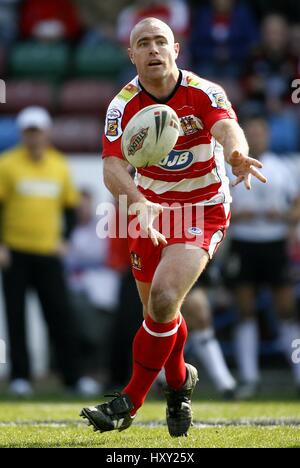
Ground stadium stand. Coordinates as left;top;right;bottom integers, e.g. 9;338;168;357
9;42;70;80
0;117;19;151
51;115;102;153
0;46;6;77
58;80;116;115
0;80;54;114
74;44;127;79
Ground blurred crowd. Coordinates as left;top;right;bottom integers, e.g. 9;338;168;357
0;0;300;398
0;0;299;153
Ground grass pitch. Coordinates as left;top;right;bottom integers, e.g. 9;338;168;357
0;397;299;448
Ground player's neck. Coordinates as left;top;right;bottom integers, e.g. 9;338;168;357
139;69;180;101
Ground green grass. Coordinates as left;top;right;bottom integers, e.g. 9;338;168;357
0;399;300;448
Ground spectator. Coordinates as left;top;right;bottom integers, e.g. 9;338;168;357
179;283;237;398
117;0;190;44
251;0;300;23
190;0;259;79
65;190;120;382
116;0;190;72
0;0;20;46
20;0;81;42
0;106;93;396
244;14;296;104
226;116;300;398
267;100;299;154
74;0;131;45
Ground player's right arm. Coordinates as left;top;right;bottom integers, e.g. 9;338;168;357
102;94;168;246
103;157;167;247
103;156;145;205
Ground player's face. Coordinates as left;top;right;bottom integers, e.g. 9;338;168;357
129;24;179;82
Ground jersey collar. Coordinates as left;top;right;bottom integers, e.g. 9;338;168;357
138;70;182;104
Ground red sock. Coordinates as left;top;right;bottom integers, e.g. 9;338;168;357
123;314;179;414
164;314;188;390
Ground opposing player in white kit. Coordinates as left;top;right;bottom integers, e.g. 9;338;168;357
227;116;300;398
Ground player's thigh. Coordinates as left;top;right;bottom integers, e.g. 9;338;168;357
135;280;151;317
151;243;209;305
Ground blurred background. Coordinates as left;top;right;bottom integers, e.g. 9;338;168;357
0;0;300;400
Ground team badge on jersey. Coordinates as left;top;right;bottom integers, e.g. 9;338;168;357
106;119;118;137
180;115;202;136
130;252;142;270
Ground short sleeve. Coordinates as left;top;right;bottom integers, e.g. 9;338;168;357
198;85;237;132
102;105;125;160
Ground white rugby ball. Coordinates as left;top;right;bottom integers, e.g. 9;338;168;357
121;104;180;168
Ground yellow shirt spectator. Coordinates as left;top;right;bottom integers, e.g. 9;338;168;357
0;145;79;254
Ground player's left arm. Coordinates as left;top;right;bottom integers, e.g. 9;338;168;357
211;118;267;190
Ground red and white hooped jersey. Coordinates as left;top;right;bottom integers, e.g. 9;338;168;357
102;70;237;206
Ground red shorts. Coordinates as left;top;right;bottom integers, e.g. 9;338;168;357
128;203;230;283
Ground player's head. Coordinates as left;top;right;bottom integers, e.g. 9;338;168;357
17;106;52;157
243;116;269;158
128;17;179;83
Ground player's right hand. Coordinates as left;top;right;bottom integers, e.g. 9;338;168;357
130;200;168;247
0;245;11;269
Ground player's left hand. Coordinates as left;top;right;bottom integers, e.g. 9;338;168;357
229;150;267;190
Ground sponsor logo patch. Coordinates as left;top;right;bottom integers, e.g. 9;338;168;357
212;92;228;109
127;127;149;156
118;83;139;102
159;150;194;170
188;227;203;236
107;108;122;119
207;87;230;110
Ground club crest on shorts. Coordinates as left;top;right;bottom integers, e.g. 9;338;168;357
130;252;142;270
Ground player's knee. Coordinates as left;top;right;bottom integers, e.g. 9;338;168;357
149;286;178;322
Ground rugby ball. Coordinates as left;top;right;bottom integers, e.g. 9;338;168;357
121;104;180;168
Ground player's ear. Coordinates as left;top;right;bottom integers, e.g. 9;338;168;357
174;42;180;59
128;48;135;64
